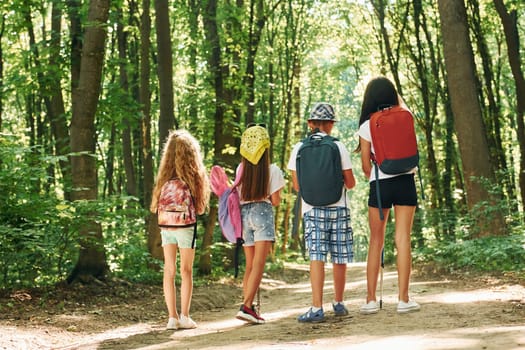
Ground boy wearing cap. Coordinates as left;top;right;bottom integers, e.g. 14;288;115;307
287;103;356;322
235;124;286;324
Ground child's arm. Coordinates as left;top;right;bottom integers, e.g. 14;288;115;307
359;137;372;179
269;188;282;206
343;169;356;190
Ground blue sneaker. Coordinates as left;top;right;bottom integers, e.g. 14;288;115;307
297;307;325;323
332;302;349;316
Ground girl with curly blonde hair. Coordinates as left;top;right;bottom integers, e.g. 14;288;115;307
150;129;210;330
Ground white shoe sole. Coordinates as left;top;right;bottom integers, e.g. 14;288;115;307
360;308;379;315
397;306;420;313
236;311;264;324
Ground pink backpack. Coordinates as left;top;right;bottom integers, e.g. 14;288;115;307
210;164;243;276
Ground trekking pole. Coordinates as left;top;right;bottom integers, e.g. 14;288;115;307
256;287;261;314
379;246;384;310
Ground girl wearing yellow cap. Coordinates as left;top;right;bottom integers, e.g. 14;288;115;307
235;124;286;324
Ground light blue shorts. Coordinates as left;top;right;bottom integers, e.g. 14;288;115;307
161;227;196;248
303;207;353;264
241;202;275;247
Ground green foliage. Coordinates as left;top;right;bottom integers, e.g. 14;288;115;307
0;137;162;289
425;234;525;273
413;174;524;273
0;137;78;289
90;196;164;284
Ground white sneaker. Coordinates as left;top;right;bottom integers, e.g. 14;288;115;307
179;314;197;329
397;300;420;313
360;300;380;315
166;317;179;330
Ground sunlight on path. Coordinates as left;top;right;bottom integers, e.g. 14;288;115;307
128;324;525;350
2;262;523;350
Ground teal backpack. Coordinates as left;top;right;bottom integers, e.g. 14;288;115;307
296;132;344;206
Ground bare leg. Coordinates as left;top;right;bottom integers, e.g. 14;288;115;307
243;241;272;307
332;263;347;302
178;247;195;316
310;260;325;308
163;244;179;319
366;207;389;302
242;245;255;302
394;205;416;302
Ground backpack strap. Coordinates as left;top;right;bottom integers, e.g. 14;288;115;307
233;163;244;278
188;189;198;249
374;164;424;221
191;223;197;249
233;163;243;187
417;167;425;200
374;162;385;221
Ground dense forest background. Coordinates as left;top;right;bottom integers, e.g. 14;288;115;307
0;0;524;291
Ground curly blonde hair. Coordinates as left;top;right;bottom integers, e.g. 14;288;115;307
150;130;210;215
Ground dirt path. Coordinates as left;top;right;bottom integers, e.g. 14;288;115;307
1;262;524;350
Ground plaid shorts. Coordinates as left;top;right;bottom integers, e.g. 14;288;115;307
303;207;353;264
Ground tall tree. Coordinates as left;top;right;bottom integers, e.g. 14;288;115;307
493;0;525;212
154;0;176;144
437;0;506;236
117;5;138;198
68;0;111;283
142;0;161;260
0;15;4;130
49;1;72;201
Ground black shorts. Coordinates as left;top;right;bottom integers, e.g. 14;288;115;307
368;174;417;209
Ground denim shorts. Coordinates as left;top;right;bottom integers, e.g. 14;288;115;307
303;207;353;264
161;227;196;248
241;202;275;246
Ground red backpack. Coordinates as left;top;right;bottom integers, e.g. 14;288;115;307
369;105;421;220
370;105;419;174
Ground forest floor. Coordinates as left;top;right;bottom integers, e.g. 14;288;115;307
0;262;524;350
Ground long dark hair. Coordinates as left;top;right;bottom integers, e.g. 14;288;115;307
358;77;399;126
240;149;270;201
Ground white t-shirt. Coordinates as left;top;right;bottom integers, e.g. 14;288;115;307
238;163;286;205
358;120;416;182
287;132;353;215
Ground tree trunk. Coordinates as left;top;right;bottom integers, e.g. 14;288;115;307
469;0;512;203
200;0;240;275
201;0;221;275
67;0;110;283
117;7;137;197
187;0;200;124
0;16;4;130
437;0;506;236
67;0;82;92
493;0;525;213
141;0;162;260
49;3;72;201
154;0;176;145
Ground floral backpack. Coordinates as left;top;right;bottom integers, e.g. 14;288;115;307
157;178;197;247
